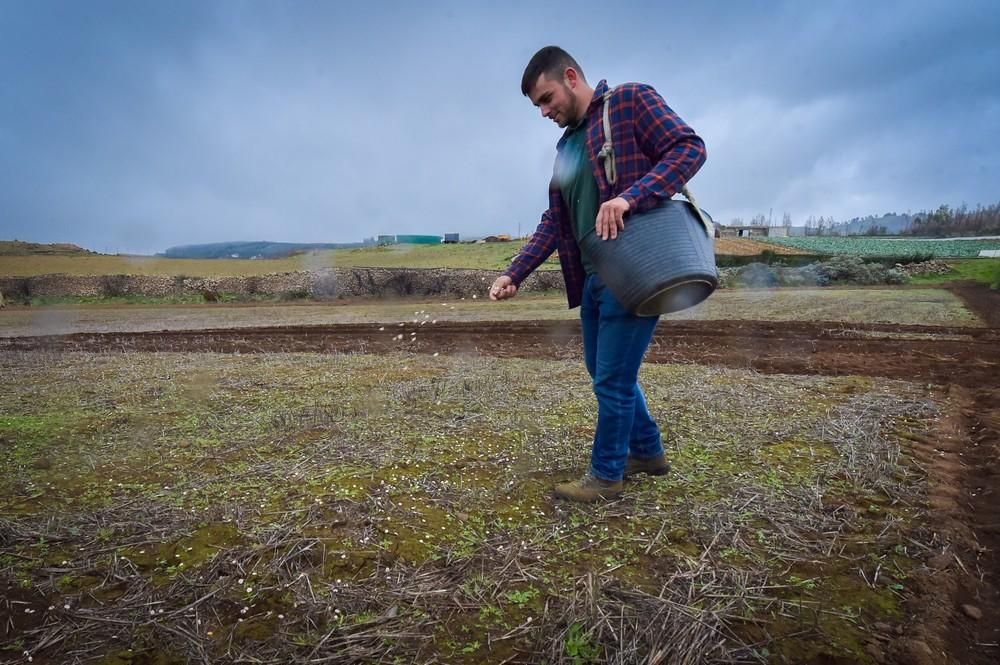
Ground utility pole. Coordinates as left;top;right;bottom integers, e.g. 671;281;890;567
768;207;773;226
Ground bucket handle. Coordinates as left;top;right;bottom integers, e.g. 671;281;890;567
598;86;714;239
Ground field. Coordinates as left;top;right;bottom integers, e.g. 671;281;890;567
755;236;1000;258
2;251;1000;664
0;238;802;278
0;288;984;338
0;242;94;257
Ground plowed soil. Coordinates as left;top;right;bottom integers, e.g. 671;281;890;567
714;237;814;255
2;282;998;664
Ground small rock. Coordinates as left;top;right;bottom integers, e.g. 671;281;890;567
873;621;893;634
961;604;983;620
31;458;52;470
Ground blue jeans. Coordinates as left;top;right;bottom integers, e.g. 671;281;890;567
580;272;664;481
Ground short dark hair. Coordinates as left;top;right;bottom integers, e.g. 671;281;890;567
520;46;585;96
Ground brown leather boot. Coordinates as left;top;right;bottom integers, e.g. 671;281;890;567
624;453;671;478
554;473;623;502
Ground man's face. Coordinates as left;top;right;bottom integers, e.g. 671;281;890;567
528;71;579;128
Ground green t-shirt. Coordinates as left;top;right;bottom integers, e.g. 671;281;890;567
554;121;599;275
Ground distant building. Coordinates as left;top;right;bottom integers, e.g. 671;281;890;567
720;225;790;239
443;233;460;244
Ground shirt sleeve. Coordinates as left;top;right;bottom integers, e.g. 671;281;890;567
619;85;707;214
504;184;564;286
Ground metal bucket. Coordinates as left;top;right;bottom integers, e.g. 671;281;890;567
579;199;718;316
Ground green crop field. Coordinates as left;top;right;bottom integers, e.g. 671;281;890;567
756;236;1000;258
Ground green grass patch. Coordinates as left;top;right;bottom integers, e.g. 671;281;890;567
0;241;558;277
29;294;208;306
907;257;1000;287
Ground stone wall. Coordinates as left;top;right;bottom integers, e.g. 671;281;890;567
892;260;952;277
0;268;565;301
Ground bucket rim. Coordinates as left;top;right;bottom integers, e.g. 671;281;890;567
635;277;716;316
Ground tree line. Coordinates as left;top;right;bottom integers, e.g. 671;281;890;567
904;203;1000;237
728;201;1000;237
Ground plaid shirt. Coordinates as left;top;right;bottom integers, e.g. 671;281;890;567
504;79;707;308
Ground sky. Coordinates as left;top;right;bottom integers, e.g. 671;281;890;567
1;0;998;255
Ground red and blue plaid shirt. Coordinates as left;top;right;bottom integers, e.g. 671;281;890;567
504;79;707;308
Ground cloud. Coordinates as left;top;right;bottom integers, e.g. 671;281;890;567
1;0;997;254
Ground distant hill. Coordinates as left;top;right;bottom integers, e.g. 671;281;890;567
0;240;98;256
160;241;368;259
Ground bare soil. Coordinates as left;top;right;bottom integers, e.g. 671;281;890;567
3;318;995;389
2;282;997;664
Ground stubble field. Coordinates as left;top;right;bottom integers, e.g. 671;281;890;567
1;283;998;664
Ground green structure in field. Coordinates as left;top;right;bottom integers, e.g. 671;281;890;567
396;235;443;244
377;235;444;245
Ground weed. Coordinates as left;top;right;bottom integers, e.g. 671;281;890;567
504;587;539;608
564;623;600;664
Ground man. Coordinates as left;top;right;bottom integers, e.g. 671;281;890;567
489;46;706;502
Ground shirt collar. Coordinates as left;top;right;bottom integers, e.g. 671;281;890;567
587;80;610;113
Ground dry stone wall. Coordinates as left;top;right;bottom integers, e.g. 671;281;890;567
0;268;565;301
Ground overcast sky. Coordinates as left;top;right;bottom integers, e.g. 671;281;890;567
1;0;997;255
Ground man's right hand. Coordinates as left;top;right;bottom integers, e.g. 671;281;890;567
489;275;517;301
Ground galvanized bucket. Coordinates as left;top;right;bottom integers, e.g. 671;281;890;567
579;197;718;316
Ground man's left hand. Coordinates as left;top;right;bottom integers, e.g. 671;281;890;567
596;197;630;240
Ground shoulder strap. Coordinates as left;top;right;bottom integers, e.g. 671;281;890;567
597;85;714;238
597;87;617;185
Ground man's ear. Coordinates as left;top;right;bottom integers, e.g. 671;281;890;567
564;67;579;88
